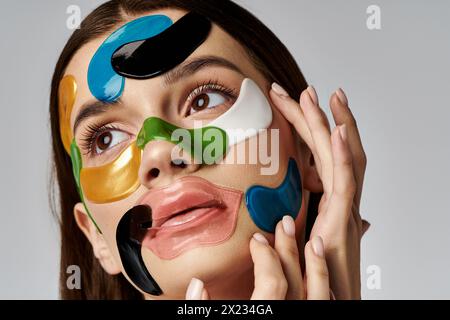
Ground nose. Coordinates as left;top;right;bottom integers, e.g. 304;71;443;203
138;140;200;188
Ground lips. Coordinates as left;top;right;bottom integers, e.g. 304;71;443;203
136;176;243;260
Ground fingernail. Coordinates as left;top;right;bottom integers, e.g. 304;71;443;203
253;233;269;245
312;236;324;258
271;82;290;97
186;278;204;300
307;85;319;105
338;124;348;142
282;215;296;237
335;88;348;105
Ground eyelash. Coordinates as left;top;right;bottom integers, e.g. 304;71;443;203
185;79;237;114
79;80;238;157
79;123;125;157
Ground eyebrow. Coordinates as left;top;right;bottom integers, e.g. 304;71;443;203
163;55;244;86
73;99;122;135
73;55;244;134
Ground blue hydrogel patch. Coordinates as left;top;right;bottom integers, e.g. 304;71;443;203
245;158;302;233
87;15;173;102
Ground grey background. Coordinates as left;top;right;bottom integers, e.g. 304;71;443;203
0;0;449;299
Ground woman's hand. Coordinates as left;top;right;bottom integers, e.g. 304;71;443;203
186;216;331;300
269;83;368;299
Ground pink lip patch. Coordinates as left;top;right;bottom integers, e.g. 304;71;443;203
138;176;243;260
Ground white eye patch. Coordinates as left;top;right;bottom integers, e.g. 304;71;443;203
209;78;273;147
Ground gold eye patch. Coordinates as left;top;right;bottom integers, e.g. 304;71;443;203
58;75;77;154
79;143;142;204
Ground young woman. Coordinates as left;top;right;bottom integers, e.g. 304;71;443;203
50;0;368;300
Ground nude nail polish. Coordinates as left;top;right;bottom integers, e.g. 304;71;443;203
307;85;319;105
271;82;290;97
335;88;348;105
253;233;269;245
186;278;204;300
282;215;296;237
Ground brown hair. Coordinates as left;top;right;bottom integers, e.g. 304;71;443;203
50;0;315;299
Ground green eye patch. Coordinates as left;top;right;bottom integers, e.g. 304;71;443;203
136;117;229;165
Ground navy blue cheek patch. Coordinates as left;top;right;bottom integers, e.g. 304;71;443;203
245;158;302;233
116;205;162;296
112;12;211;79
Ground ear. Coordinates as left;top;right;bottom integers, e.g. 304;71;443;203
299;142;324;193
74;203;121;275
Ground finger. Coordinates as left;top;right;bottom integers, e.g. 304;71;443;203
305;236;330;300
320;125;356;299
250;233;288;300
269;84;315;154
325;124;356;229
330;89;367;207
186;278;205;300
270;84;330;196
300;87;334;197
274;215;304;299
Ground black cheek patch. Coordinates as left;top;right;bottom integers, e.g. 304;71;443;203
116;205;162;296
111;12;212;79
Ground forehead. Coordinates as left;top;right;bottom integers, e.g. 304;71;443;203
64;8;253;125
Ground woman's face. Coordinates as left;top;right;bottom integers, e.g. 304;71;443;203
64;8;309;299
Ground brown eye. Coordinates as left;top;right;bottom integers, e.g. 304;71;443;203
94;130;129;154
96;131;112;151
189;91;227;115
192;93;210;112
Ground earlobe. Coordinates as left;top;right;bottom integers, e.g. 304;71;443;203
73;203;121;275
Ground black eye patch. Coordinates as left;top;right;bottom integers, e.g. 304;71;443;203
116;205;162;295
111;12;211;79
